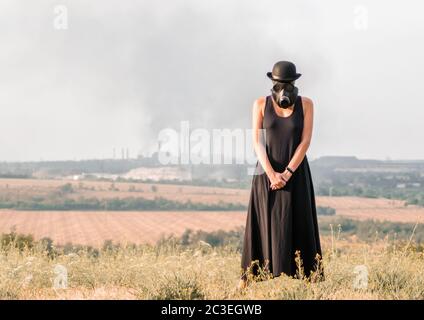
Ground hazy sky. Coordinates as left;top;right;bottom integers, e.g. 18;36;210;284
1;0;423;162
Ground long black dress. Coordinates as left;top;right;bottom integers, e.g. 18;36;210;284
240;95;324;281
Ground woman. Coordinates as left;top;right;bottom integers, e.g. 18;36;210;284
239;61;324;289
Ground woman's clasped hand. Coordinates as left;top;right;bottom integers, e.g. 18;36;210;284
269;169;293;190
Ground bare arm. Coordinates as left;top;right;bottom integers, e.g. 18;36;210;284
286;96;314;173
252;98;285;189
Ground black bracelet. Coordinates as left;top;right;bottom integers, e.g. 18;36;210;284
286;166;294;174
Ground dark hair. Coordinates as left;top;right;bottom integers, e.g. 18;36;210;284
272;80;295;85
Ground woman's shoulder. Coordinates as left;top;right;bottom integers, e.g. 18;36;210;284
301;96;313;105
300;96;314;115
253;96;268;118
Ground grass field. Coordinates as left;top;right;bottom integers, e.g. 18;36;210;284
1;178;424;300
1;232;423;300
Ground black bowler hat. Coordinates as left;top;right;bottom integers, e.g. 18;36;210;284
266;61;302;82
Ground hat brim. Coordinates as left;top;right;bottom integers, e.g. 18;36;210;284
266;72;302;81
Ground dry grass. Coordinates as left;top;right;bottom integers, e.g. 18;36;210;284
1;179;423;299
1;232;423;300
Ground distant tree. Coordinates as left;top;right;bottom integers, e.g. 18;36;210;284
59;183;74;194
109;183;118;191
317;206;336;216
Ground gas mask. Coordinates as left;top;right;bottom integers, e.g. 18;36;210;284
271;81;298;108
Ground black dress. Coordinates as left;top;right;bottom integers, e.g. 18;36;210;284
240;95;324;281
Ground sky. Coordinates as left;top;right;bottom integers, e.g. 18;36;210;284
0;0;423;162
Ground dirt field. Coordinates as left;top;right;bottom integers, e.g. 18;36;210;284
0;210;246;246
0;197;423;247
318;196;424;223
0;178;249;204
0;178;423;246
